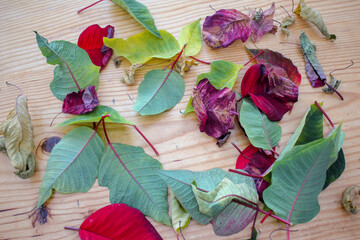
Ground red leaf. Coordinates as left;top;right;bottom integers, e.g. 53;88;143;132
78;24;115;71
79;203;163;240
249;3;276;42
240;64;267;97
62;86;99;114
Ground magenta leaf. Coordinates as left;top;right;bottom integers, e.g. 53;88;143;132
62;86;99;115
249;3;276;42
79;203;162;240
202;9;251;48
192;79;236;142
78;24;115;71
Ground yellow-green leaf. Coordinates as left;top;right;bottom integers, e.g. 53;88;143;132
170;190;191;234
104;30;180;64
178;19;202;56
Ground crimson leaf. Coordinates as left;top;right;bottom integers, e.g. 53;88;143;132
62;86;99;115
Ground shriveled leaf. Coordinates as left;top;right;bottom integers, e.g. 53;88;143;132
57;105;134;127
295;0;336;40
37;127;105;208
193;79;236;141
323;149;345;189
263;125;342;224
62;86;99;115
281;16;295;36
342;185;360;214
98;143;170;225
178;19;202;56
133;69;185;115
170;190;191;234
174;56;199;76
323;73;341;93
202;9;251;48
79;203;163;240
239;98;282;150
249;3;276;42
120;63;144;85
104;30;180;64
111;0;161;38
35;32;100;100
0;94;35;179
78;24;115;70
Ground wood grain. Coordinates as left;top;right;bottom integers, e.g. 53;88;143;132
1;0;360;239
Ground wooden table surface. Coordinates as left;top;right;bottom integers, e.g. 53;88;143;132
1;0;360;239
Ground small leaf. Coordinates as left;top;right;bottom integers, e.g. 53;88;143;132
323;149;345;189
178;19;202;56
133;69;185;115
79;203;163;240
295;0;336;40
342;185;360;214
62;86;99;115
239;98;282;150
249;3;276;42
183;96;195;114
57;105;134;127
323;73;341;93
170;190;191;234
35;32;100;100
37;127;105;208
98;143;170;225
104;30;180;64
281;16;295;36
111;0;161;38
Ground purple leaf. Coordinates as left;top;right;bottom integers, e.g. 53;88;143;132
62;86;99;115
249;3;276;42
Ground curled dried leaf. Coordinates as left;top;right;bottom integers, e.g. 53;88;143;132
174;55;198;76
249;3;276;42
342;185;360;214
322;74;341;94
281;16;295;36
120;63;144;85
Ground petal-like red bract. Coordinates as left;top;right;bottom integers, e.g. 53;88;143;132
249;3;276;42
78;24;115;70
62;86;99;115
193;79;236;141
79;203;163;240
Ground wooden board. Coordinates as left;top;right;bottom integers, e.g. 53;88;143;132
1;0;359;239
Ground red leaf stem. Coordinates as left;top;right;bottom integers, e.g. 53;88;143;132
314;101;334;127
190;56;211;65
260;210;272;225
324;81;344;100
244;50;264;66
229;168;264;178
6;81;23;95
64;226;80;231
77;0;104;13
231;142;252;162
131;125;159;156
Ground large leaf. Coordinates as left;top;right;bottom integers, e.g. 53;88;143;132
156;168;256;225
37;127;105;208
239;98;282;150
35;32;100;100
170;190;191;234
178;19;202;56
57;105;134;127
133;69;185;115
111;0;161;38
323;149;345;189
79;203;162;240
104;30;180;64
98;143;170;225
263;125;342;224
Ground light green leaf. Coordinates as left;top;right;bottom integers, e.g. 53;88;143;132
37;127;105;208
133;69;185;115
111;0;161;38
170;190;191;234
57;105;134;127
178;19;202;56
35;32;100;100
263;125;342;224
183;96;195;114
156;168;256;225
239;98;282;150
104;30;180;64
98;143;170;225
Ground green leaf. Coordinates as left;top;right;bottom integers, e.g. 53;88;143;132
111;0;161;38
156;168;256;224
37;127;105;208
178;19;202;56
263;125;342;224
170;190;191;234
35;32;100;100
57;105;134;127
323;149;345;189
98;143;170;225
239;98;282;150
133;69;185;115
104;30;180;64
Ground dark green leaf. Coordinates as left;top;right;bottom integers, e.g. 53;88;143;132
323;148;345;189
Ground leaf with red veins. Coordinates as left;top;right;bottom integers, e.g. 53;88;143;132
79;203;163;240
266;71;299;102
78;24;115;71
62;86;99;115
193;79;236;141
249;3;276;42
202;9;251;48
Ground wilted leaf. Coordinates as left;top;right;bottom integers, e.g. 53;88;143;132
249;3;276;42
295;0;336;40
342;185;360;214
62;86;99;115
104;30;180;64
0;94;35;179
170;190;191;234
178;19;202;56
78;24;114;70
79;203;163;240
120;63;144;85
98;143;170;225
323;73;341;94
174;56;199;76
281;16;295;36
35;32;100;100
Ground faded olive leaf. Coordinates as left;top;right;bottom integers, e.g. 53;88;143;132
120;63;144;85
342;185;360;214
178;19;202;57
0;136;5;153
281;16;295;36
174;56;199;76
170;190;191;234
322;73;341;94
0;94;35;179
295;0;336;40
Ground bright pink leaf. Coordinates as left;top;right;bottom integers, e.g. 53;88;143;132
79;203;163;240
249;3;276;42
62;86;99;114
78;24;115;71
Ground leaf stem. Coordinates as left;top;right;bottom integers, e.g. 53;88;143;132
190;56;211;65
77;0;104;14
329;60;354;75
314;101;334;127
6;81;23;95
132;125;159;156
244;50;264;66
281;5;292;18
260;209;272;225
64;226;80;231
231;143;252;162
324;81;344;100
229;168;264;178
